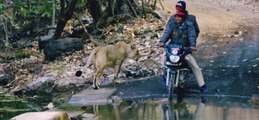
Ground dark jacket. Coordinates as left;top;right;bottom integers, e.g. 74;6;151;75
160;17;197;47
187;14;200;37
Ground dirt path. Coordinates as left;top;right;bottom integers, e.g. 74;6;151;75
160;0;259;42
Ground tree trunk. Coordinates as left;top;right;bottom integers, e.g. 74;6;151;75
87;0;102;24
52;0;79;40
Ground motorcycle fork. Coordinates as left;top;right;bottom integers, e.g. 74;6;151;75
166;68;179;87
175;70;180;87
166;68;170;87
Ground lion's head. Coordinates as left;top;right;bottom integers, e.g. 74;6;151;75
128;44;141;61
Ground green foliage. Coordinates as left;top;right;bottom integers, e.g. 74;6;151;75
1;48;41;61
72;0;88;17
37;81;51;95
11;0;54;35
77;0;88;8
3;49;30;61
14;0;53;18
50;60;65;74
53;98;66;107
0;3;4;14
111;0;117;15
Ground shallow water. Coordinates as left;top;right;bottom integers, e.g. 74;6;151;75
0;95;33;120
0;95;49;120
2;88;259;120
60;95;259;120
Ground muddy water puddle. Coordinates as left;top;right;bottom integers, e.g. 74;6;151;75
60;96;259;120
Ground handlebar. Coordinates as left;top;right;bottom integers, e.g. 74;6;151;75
162;44;194;52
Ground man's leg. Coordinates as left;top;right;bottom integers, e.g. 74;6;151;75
185;54;207;92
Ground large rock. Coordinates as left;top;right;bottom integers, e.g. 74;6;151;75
44;38;83;60
38;34;53;50
24;74;56;96
11;111;70;120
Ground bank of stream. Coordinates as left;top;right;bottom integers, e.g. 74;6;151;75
58;96;258;120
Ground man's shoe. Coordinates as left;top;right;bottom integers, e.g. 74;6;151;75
200;84;208;93
201;96;207;103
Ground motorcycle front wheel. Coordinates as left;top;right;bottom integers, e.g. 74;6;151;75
167;72;175;100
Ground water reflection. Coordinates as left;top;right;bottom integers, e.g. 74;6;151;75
0;95;45;120
73;96;259;120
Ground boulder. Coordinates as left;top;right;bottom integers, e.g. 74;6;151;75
44;38;83;60
24;75;56;96
38;34;53;50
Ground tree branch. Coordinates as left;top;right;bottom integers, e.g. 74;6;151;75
126;0;137;17
159;0;164;10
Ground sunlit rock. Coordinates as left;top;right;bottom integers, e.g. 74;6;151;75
11;112;70;120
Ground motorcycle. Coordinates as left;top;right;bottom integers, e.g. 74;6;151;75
162;44;192;99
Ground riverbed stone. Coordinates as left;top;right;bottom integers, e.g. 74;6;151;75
11;111;70;120
69;88;116;106
122;64;155;78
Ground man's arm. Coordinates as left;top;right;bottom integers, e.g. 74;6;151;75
160;16;174;43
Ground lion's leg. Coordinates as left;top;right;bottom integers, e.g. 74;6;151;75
113;63;122;86
93;67;104;90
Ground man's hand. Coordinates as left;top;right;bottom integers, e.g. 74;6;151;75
158;41;164;47
190;46;197;51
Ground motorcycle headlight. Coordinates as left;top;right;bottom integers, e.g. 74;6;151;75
169;55;180;63
172;49;178;55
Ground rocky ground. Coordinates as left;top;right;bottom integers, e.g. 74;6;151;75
0;0;259;100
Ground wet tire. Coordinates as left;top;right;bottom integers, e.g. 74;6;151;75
168;73;175;100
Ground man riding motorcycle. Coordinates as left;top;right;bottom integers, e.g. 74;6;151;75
159;10;208;93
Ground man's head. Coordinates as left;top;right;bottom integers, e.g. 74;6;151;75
176;1;186;11
175;10;186;23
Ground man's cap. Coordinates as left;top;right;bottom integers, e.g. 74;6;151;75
176;1;186;10
175;10;186;20
175;10;186;16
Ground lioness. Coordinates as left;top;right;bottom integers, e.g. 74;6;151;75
86;41;140;89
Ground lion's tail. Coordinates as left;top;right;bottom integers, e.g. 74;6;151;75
85;46;100;68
